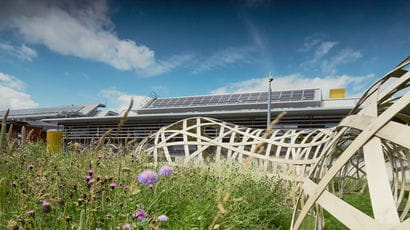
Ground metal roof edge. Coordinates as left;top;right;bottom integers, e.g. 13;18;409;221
42;105;355;123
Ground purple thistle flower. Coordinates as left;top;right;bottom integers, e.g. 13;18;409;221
124;185;129;190
159;165;173;176
85;176;91;181
132;209;146;221
87;170;94;175
27;164;34;169
195;194;200;198
189;173;193;177
122;224;131;229
11;181;17;187
27;210;35;214
41;200;52;213
137;170;158;184
157;215;168;222
88;179;95;184
98;155;102;159
109;183;117;189
148;183;154;189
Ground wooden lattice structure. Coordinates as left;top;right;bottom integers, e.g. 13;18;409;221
136;57;410;229
292;57;410;229
136;116;336;181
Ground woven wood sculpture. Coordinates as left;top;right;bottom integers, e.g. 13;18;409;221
136;57;410;229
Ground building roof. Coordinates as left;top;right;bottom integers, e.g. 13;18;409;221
143;89;321;109
0;104;114;120
42;98;358;125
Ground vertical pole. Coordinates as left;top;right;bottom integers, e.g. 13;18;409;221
267;72;273;129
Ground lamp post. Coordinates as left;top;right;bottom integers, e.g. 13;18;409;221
267;72;273;129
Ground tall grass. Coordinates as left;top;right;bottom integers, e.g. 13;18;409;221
0;142;292;229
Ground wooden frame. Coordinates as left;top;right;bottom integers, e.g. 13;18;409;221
136;57;410;229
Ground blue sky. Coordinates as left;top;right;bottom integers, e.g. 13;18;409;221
0;0;409;112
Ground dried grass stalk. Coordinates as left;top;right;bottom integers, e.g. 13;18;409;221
95;129;113;152
0;109;10;152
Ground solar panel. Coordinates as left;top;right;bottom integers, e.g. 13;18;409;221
229;94;240;101
239;93;250;101
280;91;292;101
0;105;99;119
146;89;320;109
210;96;222;103
302;89;315;100
291;90;303;100
259;93;268;101
219;95;231;103
248;93;260;101
192;97;204;105
271;92;281;100
201;97;212;104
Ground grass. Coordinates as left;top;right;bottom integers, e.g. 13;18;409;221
323;191;373;230
0;142;292;229
0;135;378;229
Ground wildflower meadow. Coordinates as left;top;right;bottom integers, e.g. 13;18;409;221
0;142;292;229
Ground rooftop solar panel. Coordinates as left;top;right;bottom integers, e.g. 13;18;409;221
145;89;320;109
0;104;106;119
210;96;222;103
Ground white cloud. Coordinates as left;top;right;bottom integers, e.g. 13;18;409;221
0;43;37;61
301;40;338;65
0;0;187;76
0;72;38;110
300;38;362;75
99;89;149;113
210;73;373;98
0;72;25;90
321;49;362;75
192;46;254;74
299;37;322;52
313;41;338;61
138;54;193;77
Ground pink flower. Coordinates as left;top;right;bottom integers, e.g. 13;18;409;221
122;223;131;229
195;194;199;198
157;215;168;222
109;183;117;189
148;184;154;189
88;179;95;184
124;185;129;190
132;209;146;221
41;200;52;213
87;170;94;175
27;210;35;214
27;164;34;169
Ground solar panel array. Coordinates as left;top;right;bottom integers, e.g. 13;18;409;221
0;105;86;118
146;89;318;109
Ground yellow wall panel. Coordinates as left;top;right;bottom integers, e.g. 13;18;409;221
329;88;345;99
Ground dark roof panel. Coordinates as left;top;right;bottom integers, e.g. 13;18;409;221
144;89;321;110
